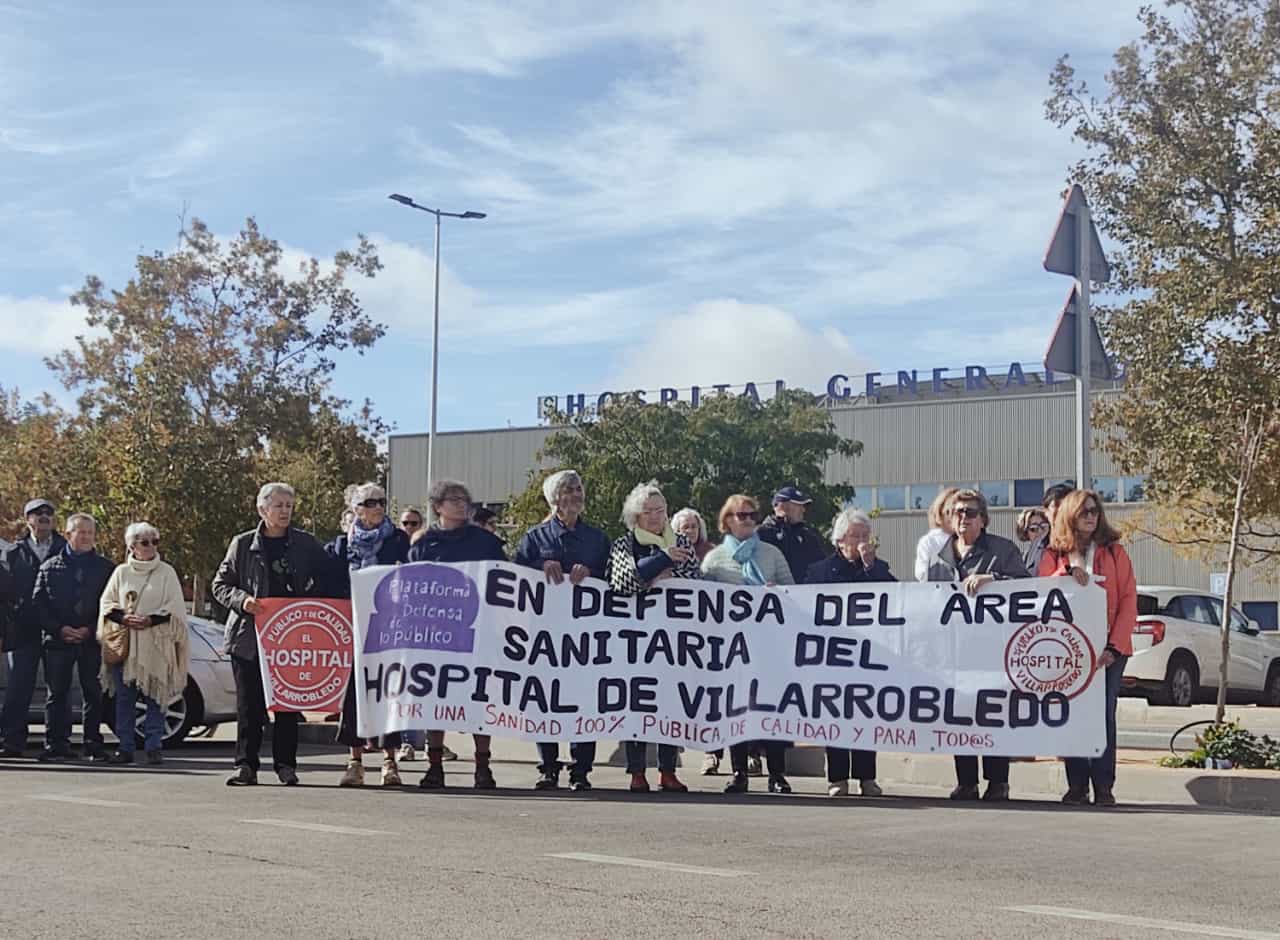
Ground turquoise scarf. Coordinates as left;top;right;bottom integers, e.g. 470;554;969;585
723;533;766;585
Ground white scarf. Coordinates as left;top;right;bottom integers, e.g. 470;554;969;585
98;557;190;704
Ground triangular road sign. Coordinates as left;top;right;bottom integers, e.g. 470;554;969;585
1044;286;1114;380
1044;184;1111;283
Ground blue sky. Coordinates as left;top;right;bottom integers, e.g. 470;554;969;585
1;0;1149;434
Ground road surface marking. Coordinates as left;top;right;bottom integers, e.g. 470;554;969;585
240;818;391;836
545;852;752;878
1005;905;1280;939
30;795;139;808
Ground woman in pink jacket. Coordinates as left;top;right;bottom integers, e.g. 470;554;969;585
1037;489;1137;807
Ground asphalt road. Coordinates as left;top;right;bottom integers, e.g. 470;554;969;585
1;742;1277;940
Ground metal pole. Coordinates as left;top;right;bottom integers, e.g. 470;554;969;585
427;210;441;520
1075;200;1093;489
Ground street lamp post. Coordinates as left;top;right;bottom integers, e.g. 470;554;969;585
388;194;486;517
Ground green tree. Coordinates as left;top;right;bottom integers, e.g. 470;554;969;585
506;390;862;541
1047;0;1280;719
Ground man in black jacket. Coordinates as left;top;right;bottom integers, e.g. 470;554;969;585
212;482;332;787
1;498;68;757
33;512;114;762
757;485;828;584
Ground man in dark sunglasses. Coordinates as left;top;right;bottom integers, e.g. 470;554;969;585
1;499;68;757
398;507;424;535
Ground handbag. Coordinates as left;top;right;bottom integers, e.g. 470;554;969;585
102;568;156;666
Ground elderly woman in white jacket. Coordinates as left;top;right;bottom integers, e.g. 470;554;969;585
700;494;793;794
99;522;190;765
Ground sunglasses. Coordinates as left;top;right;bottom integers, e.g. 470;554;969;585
1081;505;1101;518
358;498;387;509
953;506;982;519
1028;521;1048;531
30;508;54;517
134;538;159;547
400;518;421;528
731;511;759;521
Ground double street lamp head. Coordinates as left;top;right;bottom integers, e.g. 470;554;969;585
388;193;486;220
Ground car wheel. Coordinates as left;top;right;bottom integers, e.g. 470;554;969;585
135;679;202;748
1262;666;1280;708
1157;656;1198;707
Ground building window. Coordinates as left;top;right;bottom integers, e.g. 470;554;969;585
980;481;1011;507
876;485;906;512
1123;475;1147;502
1092;477;1119;502
908;485;935;511
1014;478;1045;507
842;492;869;510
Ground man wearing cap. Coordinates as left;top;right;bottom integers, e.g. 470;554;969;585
757;486;829;584
0;499;67;757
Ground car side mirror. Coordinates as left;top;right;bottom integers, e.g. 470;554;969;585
1244;620;1262;636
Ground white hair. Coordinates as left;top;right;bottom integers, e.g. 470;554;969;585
124;521;159;549
257;482;296;510
350;482;386;508
621;480;665;530
542;469;583;508
671;508;707;544
65;512;96;534
830;507;873;544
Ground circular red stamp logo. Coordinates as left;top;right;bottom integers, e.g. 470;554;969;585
1004;618;1097;699
257;599;353;712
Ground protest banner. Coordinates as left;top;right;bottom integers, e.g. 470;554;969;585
351;562;1107;757
255;598;354;713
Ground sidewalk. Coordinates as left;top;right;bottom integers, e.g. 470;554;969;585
289;722;1280;813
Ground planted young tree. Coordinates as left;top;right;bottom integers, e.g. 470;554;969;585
1047;0;1280;720
506;389;862;541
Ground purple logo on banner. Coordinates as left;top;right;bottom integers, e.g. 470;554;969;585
364;563;480;654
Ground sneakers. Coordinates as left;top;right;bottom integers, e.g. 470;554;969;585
949;784;980;801
629;772;651;793
828;781;849;797
226;765;258;786
84;744;108;763
569;773;592;792
106;750;134;765
1062;787;1090;805
397;744;417;763
767;774;792;794
474;764;497;789
145;749;163;766
658;771;687;793
440;745;459;761
418;764;446;789
701;752;720;775
859;779;883;797
746;754;763;776
0;747;25;758
723;773;749;794
277;766;299;786
339;759;365;787
534;770;560;790
1092;788;1117;807
982;783;1010;802
38;746;77;763
381;759;401;787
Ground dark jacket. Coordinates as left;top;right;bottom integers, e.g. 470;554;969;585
326;528;411;599
513;516;610;579
211;523;331;660
804;553;896;585
0;534;67;648
408;524;507;564
758;514;828;584
606;532;701;595
33;545;115;649
925;531;1030;583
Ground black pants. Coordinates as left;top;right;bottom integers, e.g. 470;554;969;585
826;748;877;783
232;654;299;773
335;679;401;750
625;741;678;774
44;643;103;750
954;755;1009;786
731;740;785;776
537;741;595;777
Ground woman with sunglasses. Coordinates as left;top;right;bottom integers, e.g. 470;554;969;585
700;494;794;794
1037;489;1136;807
1015;508;1050;571
925;488;1029;801
329;482;410;788
98;522;190;765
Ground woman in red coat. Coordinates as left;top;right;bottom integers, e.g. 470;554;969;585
1037;489;1137;807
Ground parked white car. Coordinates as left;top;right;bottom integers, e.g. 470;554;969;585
1124;586;1280;707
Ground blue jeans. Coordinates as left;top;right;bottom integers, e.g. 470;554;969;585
44;643;103;749
625;741;678;774
2;644;44;750
1065;655;1127;793
112;665;164;754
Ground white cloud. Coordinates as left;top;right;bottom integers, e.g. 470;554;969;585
608;299;871;394
0;293;93;356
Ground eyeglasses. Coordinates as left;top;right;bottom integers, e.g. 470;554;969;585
358;498;387;509
1081;505;1101;518
400;518;421;528
730;511;759;521
1027;522;1048;532
439;496;469;506
134;538;159;547
953;506;982;519
30;508;54;518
